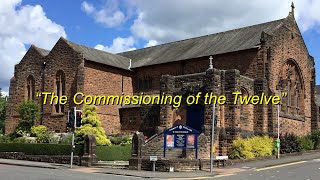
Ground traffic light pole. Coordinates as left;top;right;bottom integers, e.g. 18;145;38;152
70;107;76;168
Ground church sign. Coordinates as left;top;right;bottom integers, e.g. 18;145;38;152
163;124;200;159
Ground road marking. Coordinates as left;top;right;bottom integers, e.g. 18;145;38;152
213;173;236;178
255;161;307;172
166;173;235;180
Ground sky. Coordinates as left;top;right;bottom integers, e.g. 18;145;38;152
0;0;319;96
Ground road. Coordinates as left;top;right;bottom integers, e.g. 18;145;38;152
1;158;320;179
192;158;320;180
0;164;141;180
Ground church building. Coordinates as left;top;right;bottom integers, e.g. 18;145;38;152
5;5;319;156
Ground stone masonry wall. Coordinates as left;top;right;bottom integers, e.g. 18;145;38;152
5;46;45;134
268;15;316;135
83;61;133;134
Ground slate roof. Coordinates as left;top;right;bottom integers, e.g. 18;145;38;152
119;19;285;68
32;45;50;56
35;18;285;70
65;39;131;70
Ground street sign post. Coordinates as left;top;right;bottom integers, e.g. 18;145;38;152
150;156;158;172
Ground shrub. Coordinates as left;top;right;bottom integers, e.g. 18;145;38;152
11;137;27;143
0;143;83;156
30;125;53;143
59;134;73;145
75;105;111;146
0;89;6;133
280;133;302;154
0;135;10;143
310;130;320;149
229;136;274;159
108;134;132;145
17;101;40;132
299;136;314;151
250;136;274;157
96;145;131;161
31;125;47;137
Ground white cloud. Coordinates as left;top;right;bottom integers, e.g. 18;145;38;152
127;0;319;43
295;0;320;32
130;0;284;43
144;40;158;48
0;0;66;93
81;1;95;14
1;90;9;97
81;0;126;28
94;36;136;53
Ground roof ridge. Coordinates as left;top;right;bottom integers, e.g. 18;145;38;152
30;44;50;56
119;18;285;55
64;38;131;60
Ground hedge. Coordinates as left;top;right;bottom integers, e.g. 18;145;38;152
0;143;83;156
96;145;131;161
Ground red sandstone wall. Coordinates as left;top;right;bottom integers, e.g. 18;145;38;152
83;61;133;134
5;46;45;134
40;38;83;132
269;16;314;136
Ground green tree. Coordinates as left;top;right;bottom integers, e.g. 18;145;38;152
16;100;40;132
75;105;111;146
0;88;7;134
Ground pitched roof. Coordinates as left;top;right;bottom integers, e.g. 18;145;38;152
65;39;131;70
32;45;50;56
119;19;285;68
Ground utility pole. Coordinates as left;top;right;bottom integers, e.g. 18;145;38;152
210;102;215;173
277;90;281;159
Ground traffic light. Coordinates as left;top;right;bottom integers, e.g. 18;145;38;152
67;109;75;128
75;110;82;128
67;108;82;128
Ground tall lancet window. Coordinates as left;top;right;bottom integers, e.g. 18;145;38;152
54;70;65;113
279;60;304;117
26;75;35;100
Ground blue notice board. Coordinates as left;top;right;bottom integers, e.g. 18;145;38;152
163;124;200;159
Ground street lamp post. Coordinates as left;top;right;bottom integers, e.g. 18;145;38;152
276;80;282;159
210;102;215;173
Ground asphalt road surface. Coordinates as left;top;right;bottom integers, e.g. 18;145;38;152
0;164;142;180
207;158;320;180
1;158;320;180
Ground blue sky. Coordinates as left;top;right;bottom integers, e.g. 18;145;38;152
0;0;319;95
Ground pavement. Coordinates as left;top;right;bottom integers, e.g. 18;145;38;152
0;158;73;169
1;151;320;179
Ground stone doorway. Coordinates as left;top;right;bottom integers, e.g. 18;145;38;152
186;104;205;133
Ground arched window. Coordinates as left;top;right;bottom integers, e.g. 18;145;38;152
54;70;65;113
25;75;35;100
278;60;304;116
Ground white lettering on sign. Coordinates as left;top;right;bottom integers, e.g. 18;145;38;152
215;156;228;160
150;156;158;161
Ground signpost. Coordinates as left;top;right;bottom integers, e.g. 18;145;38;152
150;156;158;172
163;124;200;159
